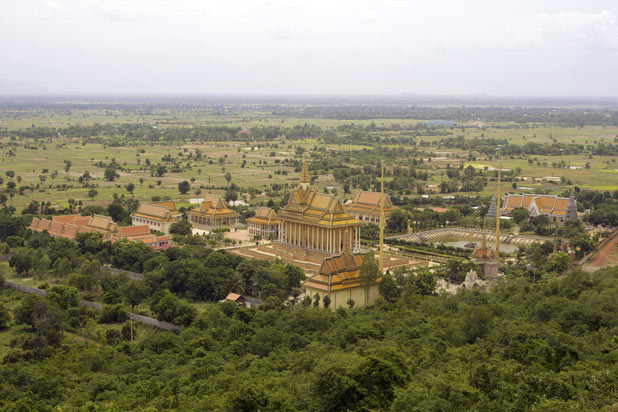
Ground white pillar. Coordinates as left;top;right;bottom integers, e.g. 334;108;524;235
327;229;331;252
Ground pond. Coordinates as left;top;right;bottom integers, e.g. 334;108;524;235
437;237;521;254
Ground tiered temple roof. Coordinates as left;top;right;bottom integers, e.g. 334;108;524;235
501;193;579;220
277;187;359;228
303;228;375;292
187;195;239;219
131;201;181;222
344;191;398;219
247;207;280;226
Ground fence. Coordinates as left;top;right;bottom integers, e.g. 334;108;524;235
3;281;181;332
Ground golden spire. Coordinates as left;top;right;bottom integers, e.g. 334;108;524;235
300;156;311;186
379;163;384;273
495;159;501;255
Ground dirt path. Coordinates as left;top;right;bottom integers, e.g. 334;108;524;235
585;229;618;270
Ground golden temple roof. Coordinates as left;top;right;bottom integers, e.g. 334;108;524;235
501;193;573;217
344;190;398;217
303;251;381;292
187;195;240;219
133;201;182;222
247;207;280;226
277;186;361;228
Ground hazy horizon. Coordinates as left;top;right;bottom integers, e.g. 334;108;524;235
2;0;618;96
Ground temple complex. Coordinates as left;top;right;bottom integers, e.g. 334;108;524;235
344;190;399;224
247;207;280;239
229;159;420;308
131;201;182;235
187;195;240;230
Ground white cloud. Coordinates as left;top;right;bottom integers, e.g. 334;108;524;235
505;10;618;50
1;1;618;95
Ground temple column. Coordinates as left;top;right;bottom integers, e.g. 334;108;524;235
311;226;314;249
338;228;342;253
327;229;330;252
325;228;328;252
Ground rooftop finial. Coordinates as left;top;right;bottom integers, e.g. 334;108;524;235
300;156;311;186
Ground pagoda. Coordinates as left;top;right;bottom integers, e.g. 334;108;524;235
565;192;578;221
470;233;500;277
274;159;362;254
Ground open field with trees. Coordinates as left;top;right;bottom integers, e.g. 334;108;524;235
1;101;617;214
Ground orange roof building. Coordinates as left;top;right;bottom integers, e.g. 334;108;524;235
224;293;246;306
30;214;119;241
274;159;362;254
118;225;171;251
131;201;182;235
187;195;239;230
30;214;171;251
344;191;399;224
500;193;580;222
247;207;280;239
303;228;380;309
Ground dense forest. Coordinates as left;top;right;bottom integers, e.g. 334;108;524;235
1;264;618;411
0;207;616;411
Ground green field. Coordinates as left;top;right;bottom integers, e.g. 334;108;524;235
1;107;617;212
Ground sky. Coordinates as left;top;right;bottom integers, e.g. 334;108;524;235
1;0;618;96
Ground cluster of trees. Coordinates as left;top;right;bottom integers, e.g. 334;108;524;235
579;190;618;227
0;196;309;325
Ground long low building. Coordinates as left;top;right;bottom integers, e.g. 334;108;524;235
30;214;170;250
498;193;579;223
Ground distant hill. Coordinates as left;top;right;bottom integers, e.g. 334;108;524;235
0;79;49;95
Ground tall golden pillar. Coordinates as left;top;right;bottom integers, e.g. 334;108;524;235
379;163;385;273
495;160;501;255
